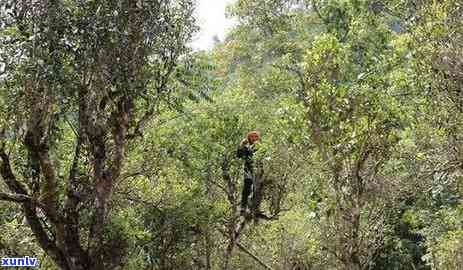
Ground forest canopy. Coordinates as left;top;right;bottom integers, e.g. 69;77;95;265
1;0;462;270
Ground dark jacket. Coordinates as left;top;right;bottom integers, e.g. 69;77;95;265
237;140;255;179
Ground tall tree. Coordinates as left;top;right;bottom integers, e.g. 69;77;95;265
0;1;196;269
227;1;415;269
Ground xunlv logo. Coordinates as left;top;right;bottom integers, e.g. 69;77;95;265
1;256;38;267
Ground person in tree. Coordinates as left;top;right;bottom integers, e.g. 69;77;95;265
237;130;260;215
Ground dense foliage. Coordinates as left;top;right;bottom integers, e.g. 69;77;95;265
1;0;462;270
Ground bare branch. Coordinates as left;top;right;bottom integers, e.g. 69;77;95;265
218;227;274;270
235;241;274;270
0;192;35;203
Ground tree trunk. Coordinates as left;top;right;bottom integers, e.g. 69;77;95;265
222;239;235;270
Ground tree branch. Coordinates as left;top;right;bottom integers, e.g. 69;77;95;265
218;228;274;270
0;192;35;203
235;241;274;270
0;147;69;270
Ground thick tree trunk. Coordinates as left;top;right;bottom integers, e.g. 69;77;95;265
222;240;235;270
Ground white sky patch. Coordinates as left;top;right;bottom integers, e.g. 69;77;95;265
191;0;236;51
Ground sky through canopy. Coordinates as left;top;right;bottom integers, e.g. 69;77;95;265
191;0;236;51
